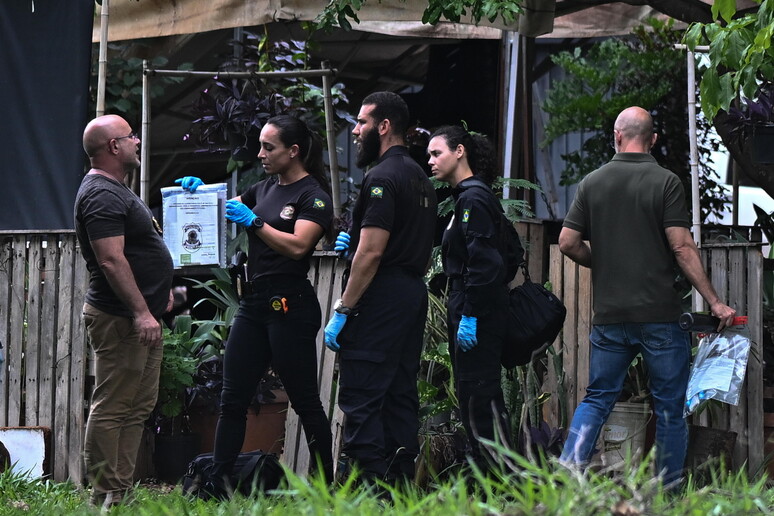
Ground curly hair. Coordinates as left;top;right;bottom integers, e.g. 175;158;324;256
429;125;497;185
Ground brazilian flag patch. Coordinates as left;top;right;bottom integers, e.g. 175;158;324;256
462;209;470;223
370;186;383;198
314;198;326;209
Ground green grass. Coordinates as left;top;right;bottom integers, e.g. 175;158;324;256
1;450;773;516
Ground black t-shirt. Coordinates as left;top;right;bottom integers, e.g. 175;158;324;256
240;174;333;280
349;145;437;276
442;177;507;316
74;174;174;318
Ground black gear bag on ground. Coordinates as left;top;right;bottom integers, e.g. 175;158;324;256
182;449;284;499
502;264;567;368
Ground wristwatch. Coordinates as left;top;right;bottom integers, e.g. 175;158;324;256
333;298;353;316
251;215;264;229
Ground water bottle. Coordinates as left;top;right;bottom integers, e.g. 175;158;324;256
679;312;721;333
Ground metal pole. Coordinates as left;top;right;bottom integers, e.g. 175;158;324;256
141;59;151;203
147;69;335;79
321;61;341;217
686;49;703;312
96;0;109;116
502;31;520;200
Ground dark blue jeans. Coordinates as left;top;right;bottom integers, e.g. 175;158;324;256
560;322;691;484
212;276;333;482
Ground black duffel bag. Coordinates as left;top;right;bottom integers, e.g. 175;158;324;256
182;449;284;499
502;264;567;368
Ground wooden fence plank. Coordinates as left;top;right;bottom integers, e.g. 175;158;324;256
324;260;346;475
0;237;12;426
7;235;26;426
544;246;563;428
68;234;88;482
25;236;43;426
575;265;592;408
711;250;731;432
562;255;579;422
727;248;748;468
54;237;76;481
746;249;764;476
37;236;60;429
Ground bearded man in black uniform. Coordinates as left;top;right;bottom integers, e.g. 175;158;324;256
324;91;437;485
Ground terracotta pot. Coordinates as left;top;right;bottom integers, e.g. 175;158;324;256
189;400;288;455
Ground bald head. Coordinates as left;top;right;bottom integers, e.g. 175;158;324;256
83;115;129;158
613;107;656;153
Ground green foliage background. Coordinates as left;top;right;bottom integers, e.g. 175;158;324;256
542;19;728;223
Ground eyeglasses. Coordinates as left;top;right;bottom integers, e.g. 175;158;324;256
113;132;138;142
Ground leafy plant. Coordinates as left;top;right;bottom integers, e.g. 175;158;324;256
684;0;774;122
154;315;222;435
316;0;523;31
89;44;191;122
187;29;352;172
541;19;729;223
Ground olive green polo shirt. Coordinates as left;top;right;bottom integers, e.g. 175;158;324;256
563;153;691;324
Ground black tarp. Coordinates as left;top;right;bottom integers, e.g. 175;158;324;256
0;0;93;230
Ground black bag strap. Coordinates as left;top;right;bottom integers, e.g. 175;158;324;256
519;262;531;283
236;453;265;484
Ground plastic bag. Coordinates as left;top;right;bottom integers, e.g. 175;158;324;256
684;316;750;417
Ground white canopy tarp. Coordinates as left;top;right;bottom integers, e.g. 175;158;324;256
92;0;555;42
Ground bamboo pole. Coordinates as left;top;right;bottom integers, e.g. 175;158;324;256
141;59;150;202
96;0;109;116
321;61;341;217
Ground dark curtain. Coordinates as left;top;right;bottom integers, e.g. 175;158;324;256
0;0;93;230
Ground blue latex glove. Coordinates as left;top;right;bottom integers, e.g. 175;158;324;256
457;315;478;352
334;231;351;257
174;176;204;193
225;200;257;227
324;312;348;352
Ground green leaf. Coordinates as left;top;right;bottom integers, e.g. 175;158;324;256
699;68;721;121
683;23;705;50
712;0;737;23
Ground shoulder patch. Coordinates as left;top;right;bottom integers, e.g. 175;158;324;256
370;186;383;198
313;198;326;209
462;208;470;223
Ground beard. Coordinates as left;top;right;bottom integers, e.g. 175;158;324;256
356;126;381;168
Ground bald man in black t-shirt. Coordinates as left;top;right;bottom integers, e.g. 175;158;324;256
324;92;437;484
75;115;173;508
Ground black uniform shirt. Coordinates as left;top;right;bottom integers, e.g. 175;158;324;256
241;175;333;280
349;145;437;276
442;177;506;317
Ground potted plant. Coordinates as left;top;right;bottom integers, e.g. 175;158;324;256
151;315;221;483
726;82;774;164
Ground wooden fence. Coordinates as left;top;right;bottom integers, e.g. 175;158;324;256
543;243;765;475
1;232;766;482
0;231;88;482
